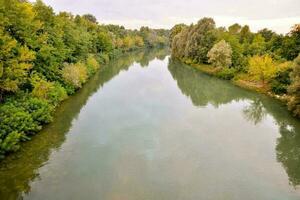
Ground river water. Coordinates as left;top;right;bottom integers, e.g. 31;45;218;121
1;48;300;200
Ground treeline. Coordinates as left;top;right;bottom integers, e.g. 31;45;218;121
170;18;300;118
0;0;169;159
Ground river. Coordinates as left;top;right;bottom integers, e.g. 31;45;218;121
1;48;300;200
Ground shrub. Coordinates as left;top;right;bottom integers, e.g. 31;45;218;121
0;131;24;158
288;55;300;117
134;36;144;47
98;53;110;64
0;96;54;158
216;67;237;80
234;55;248;72
0;103;40;138
270;62;293;94
31;76;68;105
207;40;232;68
48;83;68;105
21;97;54;124
62;62;88;89
86;54;100;76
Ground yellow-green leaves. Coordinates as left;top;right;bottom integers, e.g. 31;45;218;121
134;36;144;47
31;75;68;104
86;54;100;74
248;55;278;84
0;28;35;92
0;62;3;78
62;62;88;89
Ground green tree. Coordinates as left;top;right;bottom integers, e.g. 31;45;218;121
217;31;246;71
248;55;278;85
207;40;232;68
281;24;300;60
288;55;300;117
170;24;187;47
82;14;97;24
228;23;241;35
258;28;275;42
240;25;253;43
0;29;35;96
185;17;217;63
171;26;190;59
248;34;266;56
94;32;113;53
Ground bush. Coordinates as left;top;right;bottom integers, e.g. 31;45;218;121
0;103;40;138
207;40;232;68
216;67;237;80
270;66;293;94
288;55;300;117
48;83;68;105
233;55;248;72
98;53;110;64
31;76;68;105
0;131;24;158
62;62;88;89
0;96;54;158
86;54;100;76
20;97;54;124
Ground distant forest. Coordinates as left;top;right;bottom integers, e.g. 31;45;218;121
170;18;300;118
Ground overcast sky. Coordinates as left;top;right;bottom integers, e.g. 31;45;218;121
40;0;300;34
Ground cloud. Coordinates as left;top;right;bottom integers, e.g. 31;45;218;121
40;0;300;33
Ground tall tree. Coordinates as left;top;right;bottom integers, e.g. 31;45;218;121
82;14;97;24
170;24;187;47
288;55;300;117
248;55;277;85
258;28;275;42
184;17;217;63
228;23;241;35
207;40;232;68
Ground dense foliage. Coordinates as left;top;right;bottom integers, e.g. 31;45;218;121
288;55;300;117
207;40;232;68
170;17;300;117
0;0;169;159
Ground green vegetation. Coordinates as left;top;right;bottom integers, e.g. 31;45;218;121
170;17;300;117
207;40;232;68
0;0;168;159
288;55;300;117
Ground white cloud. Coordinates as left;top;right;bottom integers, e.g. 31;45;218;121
38;0;300;33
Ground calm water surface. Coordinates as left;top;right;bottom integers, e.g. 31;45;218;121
1;48;300;200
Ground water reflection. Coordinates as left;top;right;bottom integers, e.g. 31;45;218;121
243;99;267;125
168;59;251;107
1;50;300;199
168;58;300;188
276;123;300;187
0;48;169;199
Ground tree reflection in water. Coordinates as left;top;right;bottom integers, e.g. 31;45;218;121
168;58;300;188
0;48;169;199
0;51;299;199
243;99;267;125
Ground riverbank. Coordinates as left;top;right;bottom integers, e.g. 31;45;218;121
0;0;170;159
0;47;168;160
2;50;300;199
178;59;293;111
